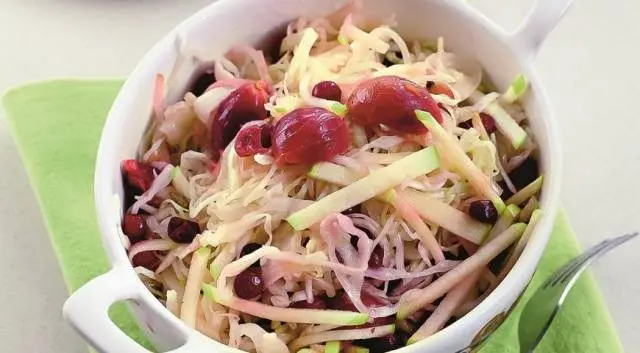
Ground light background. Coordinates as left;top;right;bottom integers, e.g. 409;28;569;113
0;0;638;351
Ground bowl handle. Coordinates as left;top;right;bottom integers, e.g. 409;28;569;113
63;266;207;353
511;0;574;58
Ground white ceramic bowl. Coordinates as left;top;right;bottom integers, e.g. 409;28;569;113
63;0;571;352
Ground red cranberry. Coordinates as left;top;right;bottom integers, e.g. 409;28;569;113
347;76;442;135
312;81;343;101
291;298;327;310
235;124;272;157
189;71;216;97
260;124;272;148
122;213;147;243
479;112;497;134
233;267;264;300
167;217;200;243
121;160;155;193
132;251;160;271
272;107;350;165
468;200;498;224
368;246;384;268
211;81;271;157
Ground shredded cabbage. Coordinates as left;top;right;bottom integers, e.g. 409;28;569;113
123;2;544;351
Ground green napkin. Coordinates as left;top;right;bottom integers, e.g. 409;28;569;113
2;79;623;353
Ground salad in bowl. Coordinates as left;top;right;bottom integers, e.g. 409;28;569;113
93;1;557;352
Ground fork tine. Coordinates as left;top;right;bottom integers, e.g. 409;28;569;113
546;240;611;288
554;233;638;285
549;232;638;286
543;259;579;289
607;232;639;247
519;232;638;353
542;254;586;289
549;240;612;286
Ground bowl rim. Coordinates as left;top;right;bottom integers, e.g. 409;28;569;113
90;0;563;351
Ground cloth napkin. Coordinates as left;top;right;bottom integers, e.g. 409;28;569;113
2;79;624;353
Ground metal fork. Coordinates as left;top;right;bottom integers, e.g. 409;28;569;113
517;232;638;353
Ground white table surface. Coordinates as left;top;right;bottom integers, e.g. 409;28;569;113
0;1;638;352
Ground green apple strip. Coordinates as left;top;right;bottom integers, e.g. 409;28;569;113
171;166;191;199
409;204;522;342
166;290;179;317
287;146;440;230
308;162;445;261
308;163;387;201
518;197;539;222
461;210;542;312
486;204;521;243
325;341;340;353
415;110;505;212
308;162;359;185
287;28;319;88
346;347;369;353
473;210;541;309
202;284;369;326
396;223;526;320
180;247;211;327
469;92;528;149
288;325;395;352
330;102;348;117
402;189;491;244
308;163;488;245
209;244;235;280
501;74;528;104
408;270;483;344
389;191;445;262
495;210;542;284
466;211;542;307
358;151;412;165
506;175;543;206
